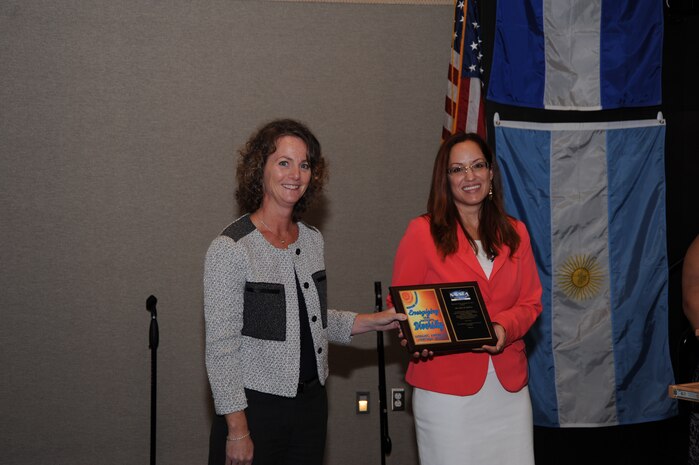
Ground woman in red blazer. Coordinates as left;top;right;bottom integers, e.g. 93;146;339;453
391;132;542;465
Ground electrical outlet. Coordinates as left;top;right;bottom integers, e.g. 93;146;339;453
391;388;405;411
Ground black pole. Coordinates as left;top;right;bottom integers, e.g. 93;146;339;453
146;295;159;465
375;282;392;464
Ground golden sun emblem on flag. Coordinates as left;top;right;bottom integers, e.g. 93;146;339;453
557;254;605;300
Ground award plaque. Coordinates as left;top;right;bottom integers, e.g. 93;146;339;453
668;382;699;403
390;282;497;354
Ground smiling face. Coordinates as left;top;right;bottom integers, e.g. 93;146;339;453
261;135;312;210
447;140;494;212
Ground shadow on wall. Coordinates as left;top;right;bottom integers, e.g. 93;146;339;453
329;336;408;380
300;195;329;232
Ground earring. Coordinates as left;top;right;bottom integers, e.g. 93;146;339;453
488;184;493;199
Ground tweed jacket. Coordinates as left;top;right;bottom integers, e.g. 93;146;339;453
391;215;542;396
204;214;356;415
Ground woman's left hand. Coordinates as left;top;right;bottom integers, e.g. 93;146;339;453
351;307;407;335
480;323;506;354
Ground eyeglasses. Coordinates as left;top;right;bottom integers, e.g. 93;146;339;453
447;161;490;176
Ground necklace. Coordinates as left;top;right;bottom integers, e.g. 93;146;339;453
259;218;289;245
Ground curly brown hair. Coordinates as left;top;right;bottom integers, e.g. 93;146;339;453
235;119;327;221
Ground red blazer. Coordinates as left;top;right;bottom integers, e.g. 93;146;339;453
390;216;542;395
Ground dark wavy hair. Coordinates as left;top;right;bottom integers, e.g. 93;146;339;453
426;132;520;259
235;119;327;221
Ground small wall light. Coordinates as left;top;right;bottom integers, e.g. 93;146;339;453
356;391;370;414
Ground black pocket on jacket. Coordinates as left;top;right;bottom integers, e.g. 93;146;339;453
311;270;328;328
242;282;286;341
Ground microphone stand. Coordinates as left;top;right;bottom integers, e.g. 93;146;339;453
146;295;159;465
375;282;392;464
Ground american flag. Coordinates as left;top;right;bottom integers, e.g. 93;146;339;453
443;0;486;140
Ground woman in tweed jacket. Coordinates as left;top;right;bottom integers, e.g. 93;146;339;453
204;119;405;465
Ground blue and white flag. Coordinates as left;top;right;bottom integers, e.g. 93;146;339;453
494;114;678;427
487;0;663;110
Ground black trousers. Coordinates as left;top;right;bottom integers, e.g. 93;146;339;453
209;381;328;465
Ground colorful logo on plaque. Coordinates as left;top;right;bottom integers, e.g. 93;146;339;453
401;290;451;345
448;289;471;301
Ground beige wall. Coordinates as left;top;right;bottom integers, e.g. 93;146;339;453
0;1;452;464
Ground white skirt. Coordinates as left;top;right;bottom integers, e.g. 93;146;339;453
413;359;534;465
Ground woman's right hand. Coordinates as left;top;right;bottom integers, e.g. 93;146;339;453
224;411;253;465
225;435;253;465
397;327;434;360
